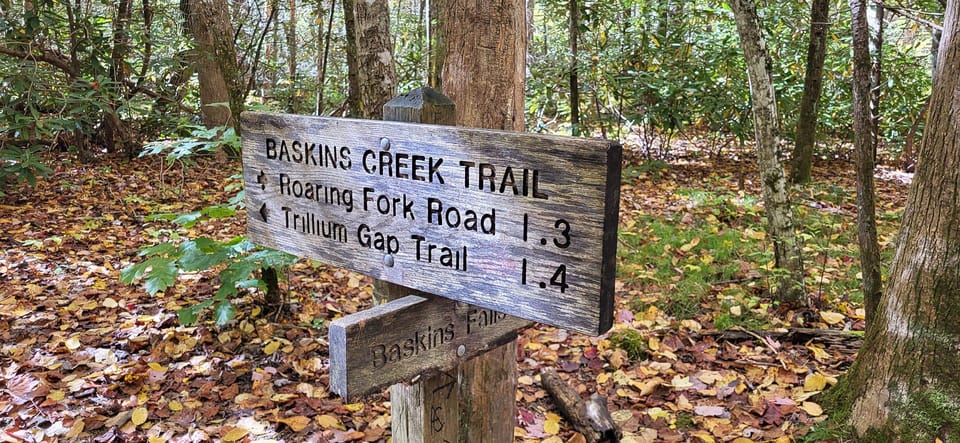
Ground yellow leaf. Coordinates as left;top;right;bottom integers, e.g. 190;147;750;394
347;276;360;288
801;401;823;417
148;362;166;372
222;427;249;442
344;403;364;413
65;336;82;351
543;419;560;434
806;344;832;361
690;431;715;443
66;419;85;439
804;373;827;392
732;439;754;443
545;412;562;422
819;311;846;325
596;372;610;384
103;298;119;308
149;437;167;443
47;390;65;401
517;375;534;385
168;400;183;412
278;415;311;432
263;341;281;355
679;237;700;252
131;407;148;426
316;414;344;430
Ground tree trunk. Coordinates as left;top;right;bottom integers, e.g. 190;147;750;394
316;0;335;115
868;2;884;159
342;0;396;119
789;0;829;184
181;0;243;131
831;2;960;439
286;0;298;112
850;0;883;328
436;0;526;131
395;2;528;441
101;0;133;154
729;0;806;305
568;0;580;136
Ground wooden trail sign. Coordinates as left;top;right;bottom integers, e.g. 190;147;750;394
241;112;621;334
329;294;531;401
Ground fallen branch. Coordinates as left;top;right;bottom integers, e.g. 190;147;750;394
540;368;621;443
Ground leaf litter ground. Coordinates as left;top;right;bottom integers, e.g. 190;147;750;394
0;146;908;442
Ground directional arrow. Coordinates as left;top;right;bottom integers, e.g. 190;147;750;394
259;203;268;222
432;371;457;400
256;170;267;190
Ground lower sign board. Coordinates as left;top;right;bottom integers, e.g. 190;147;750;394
241;113;621;335
329;295;532;400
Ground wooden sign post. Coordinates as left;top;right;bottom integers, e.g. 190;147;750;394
240;87;621;442
241;100;620;335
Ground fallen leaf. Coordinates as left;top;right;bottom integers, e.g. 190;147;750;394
317;414;344;430
801;401;823;416
819;311;845;325
803;373;827;392
277;415;311;432
222;427;249;442
131;407;148;426
263;340;281;355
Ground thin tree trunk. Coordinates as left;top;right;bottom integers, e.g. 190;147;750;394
868;2;884;159
342;0;361;116
729;0;806;305
832;3;960;439
286;0;298;112
790;0;829;184
850;0;883;327
568;0;580;136
316;0;335;115
101;0;132;154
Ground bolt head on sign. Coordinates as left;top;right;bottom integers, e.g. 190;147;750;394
241;112;621;335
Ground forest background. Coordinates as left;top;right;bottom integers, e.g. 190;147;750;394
0;0;953;442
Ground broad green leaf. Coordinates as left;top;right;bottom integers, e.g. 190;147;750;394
213;300;236;326
142;257;178;295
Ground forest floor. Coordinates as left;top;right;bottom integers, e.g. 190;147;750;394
0;143;910;443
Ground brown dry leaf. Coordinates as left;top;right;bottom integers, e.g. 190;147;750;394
6;373;48;405
801;401;824;416
317;414;345;430
222;427;249;442
277;415;311;432
819;311;845;325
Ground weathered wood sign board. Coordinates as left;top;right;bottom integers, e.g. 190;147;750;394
241;112;621;335
329;295;531;401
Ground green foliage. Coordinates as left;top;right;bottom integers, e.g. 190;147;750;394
608;328;647;360
122;129;296;327
141;125;242;162
0;145;52;196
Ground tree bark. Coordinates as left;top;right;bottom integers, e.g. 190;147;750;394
342;0;396;119
868;2;884;159
286;0;298;112
436;0;526;131
181;0;243;131
850;0;883;328
316;0;335;115
729;0;806;305
790;0;829;184
568;0;581;136
832;2;960;440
